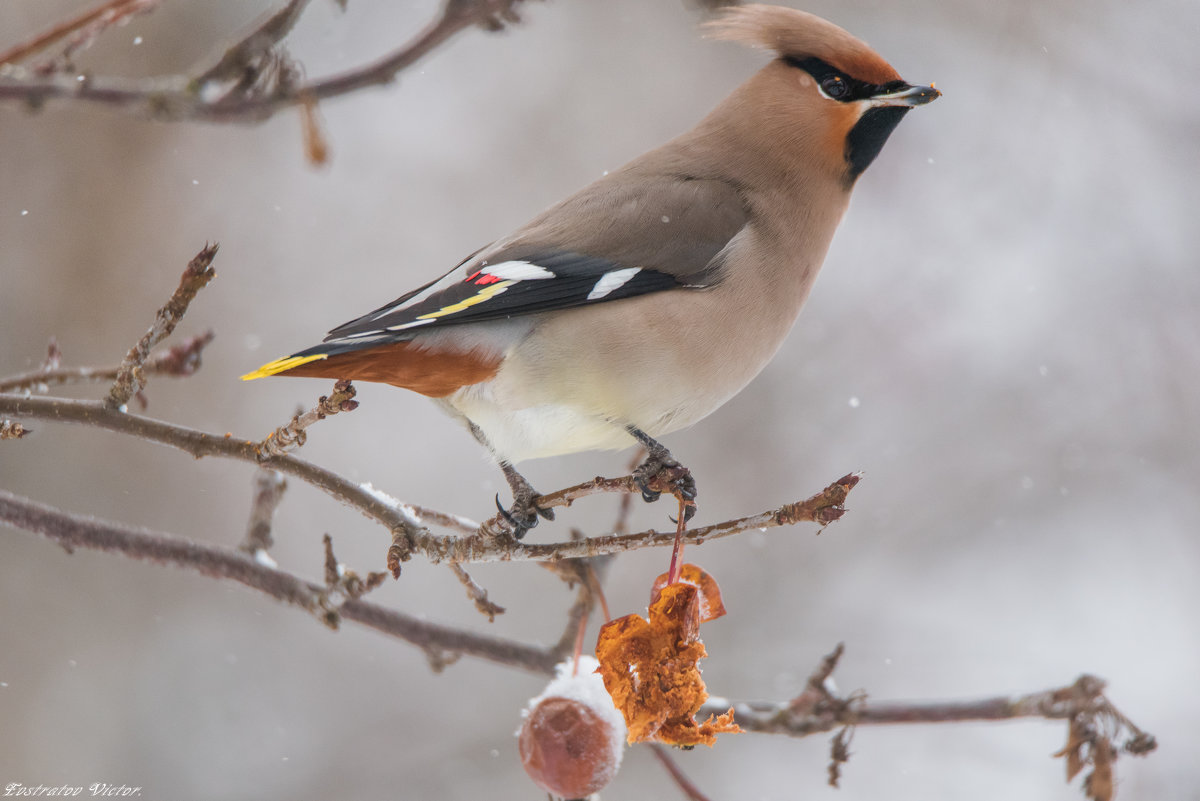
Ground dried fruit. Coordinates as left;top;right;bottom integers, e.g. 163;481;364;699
650;563;727;623
596;567;739;747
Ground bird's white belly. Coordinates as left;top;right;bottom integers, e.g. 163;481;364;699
441;374;717;463
453;399;633;462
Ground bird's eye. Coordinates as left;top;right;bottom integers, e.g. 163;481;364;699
821;76;849;100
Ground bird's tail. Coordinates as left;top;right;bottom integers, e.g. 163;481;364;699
240;338;500;398
240;341;364;381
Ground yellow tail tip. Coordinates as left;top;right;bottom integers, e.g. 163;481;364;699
240;353;327;381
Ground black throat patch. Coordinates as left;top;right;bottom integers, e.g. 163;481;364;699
845;106;911;180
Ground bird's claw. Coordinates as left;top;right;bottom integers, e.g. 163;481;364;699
493;492;554;540
633;454;698;510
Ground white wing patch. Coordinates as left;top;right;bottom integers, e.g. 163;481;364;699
586;267;641;300
481;260;555;281
383;318;436;332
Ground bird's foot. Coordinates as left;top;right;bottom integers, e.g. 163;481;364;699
632;449;697;522
497;463;554;540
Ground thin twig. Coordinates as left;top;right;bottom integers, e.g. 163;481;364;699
105;244;217;409
611;448;645;536
649;744;716;801
787;642;847;720
254;379;358;458
0;394;426;549
42;338;62;371
35;0;161;73
449;563;506;621
0;0;534;122
0;391;857;565
700;672;1157;743
542;545;613;661
317;533;389;627
0;331;215;395
441;473;861;563
240;468;287;556
0;0;157;66
0;488;559;675
0;485;1162;796
549;581;597;662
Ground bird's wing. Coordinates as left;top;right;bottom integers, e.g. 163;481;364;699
323;175;747;342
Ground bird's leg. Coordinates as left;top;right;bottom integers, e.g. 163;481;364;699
626;426;697;521
496;460;555;539
467;421;553;539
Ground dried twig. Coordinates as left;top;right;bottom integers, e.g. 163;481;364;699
42;338;62;371
0;488;558;674
0;393;855;566
0;0;159;67
0;394;426;547
240;468;287;556
0;0;536;122
254;379;358;458
105;245;217;410
649;744;715;801
828;725;853;788
442;473;861;564
714;678;1157;799
0;331;215;395
449;562;506;621
316;533;389;628
698;654;1156;759
0;492;1160;799
692;647;1155;799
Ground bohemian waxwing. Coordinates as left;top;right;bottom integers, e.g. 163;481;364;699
243;4;940;535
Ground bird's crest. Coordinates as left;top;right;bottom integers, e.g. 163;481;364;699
705;4;899;85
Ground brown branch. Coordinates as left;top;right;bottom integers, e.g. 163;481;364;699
240;468;287;555
0;0;158;67
0;391;856;566
0;394;426;549
649;744;715;801
105;245;218;409
0;330;215;395
697;651;1156;800
254;379;359;458
701;644;1137;735
0;488;559;675
541;545;614;661
449;562;506;621
710;675;1158;738
0;0;535;123
37;0;161;73
317;533;389;628
439;473;861;563
0;480;1159;771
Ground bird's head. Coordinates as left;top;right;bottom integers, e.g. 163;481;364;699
706;4;939;183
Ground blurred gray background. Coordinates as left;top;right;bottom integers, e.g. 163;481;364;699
2;1;1197;799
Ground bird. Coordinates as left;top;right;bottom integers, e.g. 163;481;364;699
242;4;940;537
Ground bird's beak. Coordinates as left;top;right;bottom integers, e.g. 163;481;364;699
872;83;941;107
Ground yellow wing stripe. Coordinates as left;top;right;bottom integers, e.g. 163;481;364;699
245;279;517;380
240;353;328;381
415;280;514;321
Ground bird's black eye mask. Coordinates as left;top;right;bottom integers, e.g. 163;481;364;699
784;56;906;102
